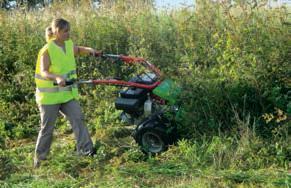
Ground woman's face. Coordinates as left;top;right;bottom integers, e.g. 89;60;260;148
55;25;70;41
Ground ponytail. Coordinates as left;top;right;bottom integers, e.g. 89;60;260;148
45;18;70;42
45;26;54;42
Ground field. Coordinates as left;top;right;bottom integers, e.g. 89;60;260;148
0;0;290;187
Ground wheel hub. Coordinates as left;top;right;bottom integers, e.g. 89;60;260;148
142;131;164;153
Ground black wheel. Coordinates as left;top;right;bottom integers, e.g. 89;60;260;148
133;112;178;154
134;125;170;154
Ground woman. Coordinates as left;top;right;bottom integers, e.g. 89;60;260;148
34;18;101;168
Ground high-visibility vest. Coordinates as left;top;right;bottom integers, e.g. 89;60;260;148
35;39;78;105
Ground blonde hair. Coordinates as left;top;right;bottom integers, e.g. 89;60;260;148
45;26;54;42
45;18;70;42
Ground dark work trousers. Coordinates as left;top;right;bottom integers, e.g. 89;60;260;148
35;99;93;160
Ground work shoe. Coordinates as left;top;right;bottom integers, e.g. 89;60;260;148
87;149;97;157
33;158;41;168
80;148;96;157
83;149;96;157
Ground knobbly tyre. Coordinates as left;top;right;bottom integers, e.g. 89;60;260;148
59;54;181;154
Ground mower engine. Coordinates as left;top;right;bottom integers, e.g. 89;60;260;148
115;73;157;123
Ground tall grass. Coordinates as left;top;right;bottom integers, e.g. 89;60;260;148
0;0;290;187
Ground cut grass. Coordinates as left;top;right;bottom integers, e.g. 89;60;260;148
1;129;289;187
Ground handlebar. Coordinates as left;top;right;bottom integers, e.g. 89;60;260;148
51;54;162;89
93;53;145;63
94;53;161;76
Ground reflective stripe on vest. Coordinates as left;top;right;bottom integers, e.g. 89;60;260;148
37;84;77;93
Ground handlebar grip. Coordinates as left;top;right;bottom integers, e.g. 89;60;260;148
53;81;75;86
91;51;103;57
101;54;120;59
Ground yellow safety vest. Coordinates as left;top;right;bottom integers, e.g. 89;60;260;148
35;39;78;105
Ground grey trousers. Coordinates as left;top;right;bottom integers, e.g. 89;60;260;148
35;99;93;160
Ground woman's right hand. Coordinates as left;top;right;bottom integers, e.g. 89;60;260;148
55;76;66;87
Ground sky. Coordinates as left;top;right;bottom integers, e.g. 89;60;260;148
155;0;195;9
155;0;291;9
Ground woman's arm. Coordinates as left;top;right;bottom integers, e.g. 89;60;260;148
40;50;66;86
74;46;102;56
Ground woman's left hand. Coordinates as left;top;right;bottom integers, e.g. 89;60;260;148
90;49;103;57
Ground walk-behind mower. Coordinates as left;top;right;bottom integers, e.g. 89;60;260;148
65;54;181;154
